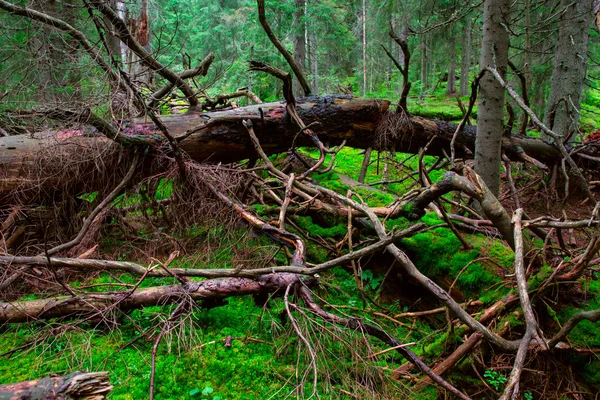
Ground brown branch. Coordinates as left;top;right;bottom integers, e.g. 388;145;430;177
148;53;215;109
0;224;430;280
0;372;112;399
484;66;595;203
90;0;200;108
202;89;263;110
44;152;140;256
302;180;520;351
0;273;307;323
388;23;411;113
278;173;295;230
256;0;311;96
548;310;600;348
507;60;530;135
247;64;329;178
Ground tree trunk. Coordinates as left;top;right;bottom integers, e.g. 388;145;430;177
420;34;428;98
524;0;531;89
474;0;510;197
543;0;594;142
362;0;367;96
459;18;471;96
292;0;307;99
308;18;318;94
446;36;457;95
0;372;112;399
2;96;596;203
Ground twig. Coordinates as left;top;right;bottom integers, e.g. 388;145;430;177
284;285;319;399
298;286;472;400
484;66;595;203
43;152;140;256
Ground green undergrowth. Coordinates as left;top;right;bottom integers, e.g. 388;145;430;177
556;278;600;384
0;297;291;399
408;95;473;122
0;154;527;399
401;220;511;301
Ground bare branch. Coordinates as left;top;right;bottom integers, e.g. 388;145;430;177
256;0;311;96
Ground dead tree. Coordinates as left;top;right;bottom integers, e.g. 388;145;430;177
0;372;112;399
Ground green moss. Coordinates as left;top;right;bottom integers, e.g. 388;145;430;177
385;216;411;231
294;215;347;239
528;264;553;290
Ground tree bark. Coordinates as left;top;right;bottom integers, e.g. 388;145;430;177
420;34;428;98
309;30;318;94
292;0;306;99
459;18;471;96
0;273;304;323
0;371;112;399
447;36;456;95
543;0;594;142
362;0;367;96
474;0;510;197
0;96;597;201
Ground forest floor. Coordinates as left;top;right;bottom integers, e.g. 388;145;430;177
1;87;599;399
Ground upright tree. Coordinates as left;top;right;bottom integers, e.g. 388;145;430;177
474;0;510;197
459;18;471;96
543;0;594;142
292;0;307;98
446;35;456;95
362;0;367;95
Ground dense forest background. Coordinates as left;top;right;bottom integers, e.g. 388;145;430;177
0;0;599;399
2;0;600;130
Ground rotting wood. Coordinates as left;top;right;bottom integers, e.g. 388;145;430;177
1;97;598;201
0;273;307;323
0;371;112;399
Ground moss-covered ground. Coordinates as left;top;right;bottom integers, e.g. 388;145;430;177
2;87;600;398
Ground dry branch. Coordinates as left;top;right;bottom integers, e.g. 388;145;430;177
256;0;311;96
89;0;199;107
0;273;306;323
148;53;215;109
484;66;596;203
0;223;429;279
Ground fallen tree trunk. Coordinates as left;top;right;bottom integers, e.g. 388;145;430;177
0;272;305;323
0;371;112;399
0;96;596;200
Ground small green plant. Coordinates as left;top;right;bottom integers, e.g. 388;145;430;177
361;270;384;290
524;392;533;400
483;369;507;391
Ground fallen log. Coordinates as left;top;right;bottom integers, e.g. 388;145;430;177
0;272;305;323
0;371;112;399
0;96;597;201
